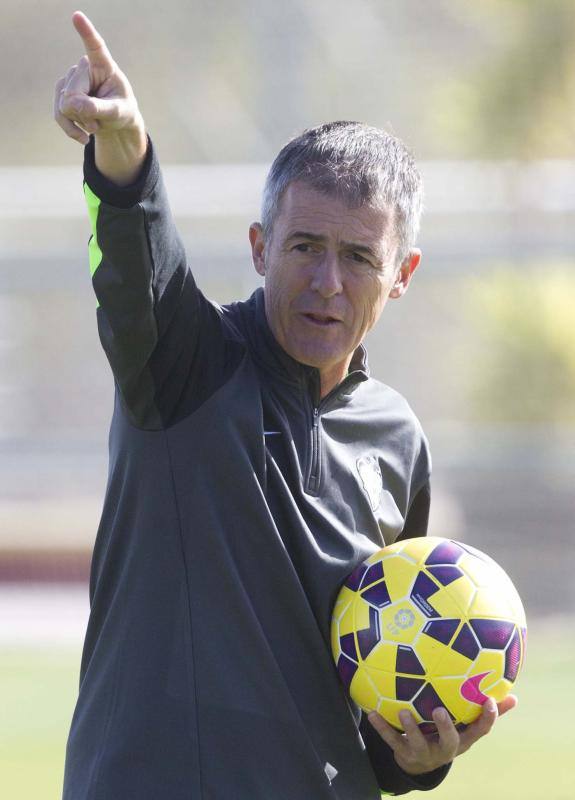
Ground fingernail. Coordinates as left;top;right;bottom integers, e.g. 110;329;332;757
435;707;448;721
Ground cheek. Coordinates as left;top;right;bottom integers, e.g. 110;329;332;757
354;276;389;328
264;264;299;325
267;269;289;302
267;260;305;303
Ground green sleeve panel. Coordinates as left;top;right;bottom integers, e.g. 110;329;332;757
84;182;103;308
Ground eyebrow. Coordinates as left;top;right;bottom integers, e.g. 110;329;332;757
285;231;381;261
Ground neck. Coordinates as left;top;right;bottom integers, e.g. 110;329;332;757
319;357;353;400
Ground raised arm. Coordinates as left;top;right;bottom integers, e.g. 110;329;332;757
53;13;242;431
54;11;147;185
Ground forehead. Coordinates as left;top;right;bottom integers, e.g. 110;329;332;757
273;180;395;246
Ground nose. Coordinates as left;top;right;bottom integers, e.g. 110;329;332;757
309;251;343;298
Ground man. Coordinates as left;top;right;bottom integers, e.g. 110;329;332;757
54;11;516;799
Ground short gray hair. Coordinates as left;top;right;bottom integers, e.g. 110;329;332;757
261;121;423;264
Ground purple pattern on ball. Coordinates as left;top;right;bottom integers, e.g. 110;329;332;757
427;565;463;586
396;645;426;676
413;683;449;722
357;607;381;659
361;581;391;609
471;619;515;649
504;628;521;681
362;560;384;588
418;721;438;735
410;572;441;618
396;677;425;701
425;540;464;566
337;654;358;688
423;618;460;645
452;623;480;660
345;563;368;591
339;633;359;663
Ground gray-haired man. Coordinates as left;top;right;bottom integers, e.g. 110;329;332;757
55;11;516;800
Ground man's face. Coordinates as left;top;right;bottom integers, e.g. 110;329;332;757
250;181;420;395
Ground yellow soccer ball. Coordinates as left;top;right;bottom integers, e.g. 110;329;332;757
331;537;527;732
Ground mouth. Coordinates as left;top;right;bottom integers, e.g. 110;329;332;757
301;312;342;328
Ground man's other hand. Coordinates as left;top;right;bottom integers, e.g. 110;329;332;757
368;694;518;776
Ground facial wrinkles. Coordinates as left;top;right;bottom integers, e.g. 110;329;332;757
280;204;390;263
288;219;393;330
261;183;401;383
283;215;384;306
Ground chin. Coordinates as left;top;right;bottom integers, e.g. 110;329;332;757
289;344;345;370
281;325;352;370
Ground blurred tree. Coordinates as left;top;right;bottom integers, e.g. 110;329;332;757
466;264;575;423
432;0;575;157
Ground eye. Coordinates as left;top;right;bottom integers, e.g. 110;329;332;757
348;251;372;266
292;242;321;255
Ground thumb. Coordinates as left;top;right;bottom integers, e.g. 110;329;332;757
67;94;124;124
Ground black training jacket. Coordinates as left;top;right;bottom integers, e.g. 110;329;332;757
62;137;450;799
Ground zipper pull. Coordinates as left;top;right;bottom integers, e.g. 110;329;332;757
313;407;319;427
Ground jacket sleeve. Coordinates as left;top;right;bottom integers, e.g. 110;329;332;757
83;135;244;430
397;480;431;541
359;713;451;795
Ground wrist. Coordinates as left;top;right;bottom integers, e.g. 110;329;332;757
94;107;146;141
94;115;148;186
84;134;158;208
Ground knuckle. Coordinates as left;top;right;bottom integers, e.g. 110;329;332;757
59;100;72;119
446;741;459;759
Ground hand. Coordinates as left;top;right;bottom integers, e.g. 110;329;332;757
54;11;143;145
368;694;518;776
54;11;147;184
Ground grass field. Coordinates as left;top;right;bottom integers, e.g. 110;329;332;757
1;617;574;800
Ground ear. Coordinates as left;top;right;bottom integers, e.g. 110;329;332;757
389;248;421;299
249;223;266;277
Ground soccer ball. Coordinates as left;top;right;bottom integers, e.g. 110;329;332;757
331;537;527;732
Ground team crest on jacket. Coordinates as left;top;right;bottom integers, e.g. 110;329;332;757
357;455;383;511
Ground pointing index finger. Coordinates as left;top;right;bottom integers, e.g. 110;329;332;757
72;11;113;67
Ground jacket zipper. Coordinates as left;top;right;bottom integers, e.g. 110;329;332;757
305;371;364;495
307;406;321;494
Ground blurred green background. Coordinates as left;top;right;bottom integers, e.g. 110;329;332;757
2;619;574;799
1;0;574;797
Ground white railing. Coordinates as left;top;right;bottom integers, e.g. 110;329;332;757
1;160;575;219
